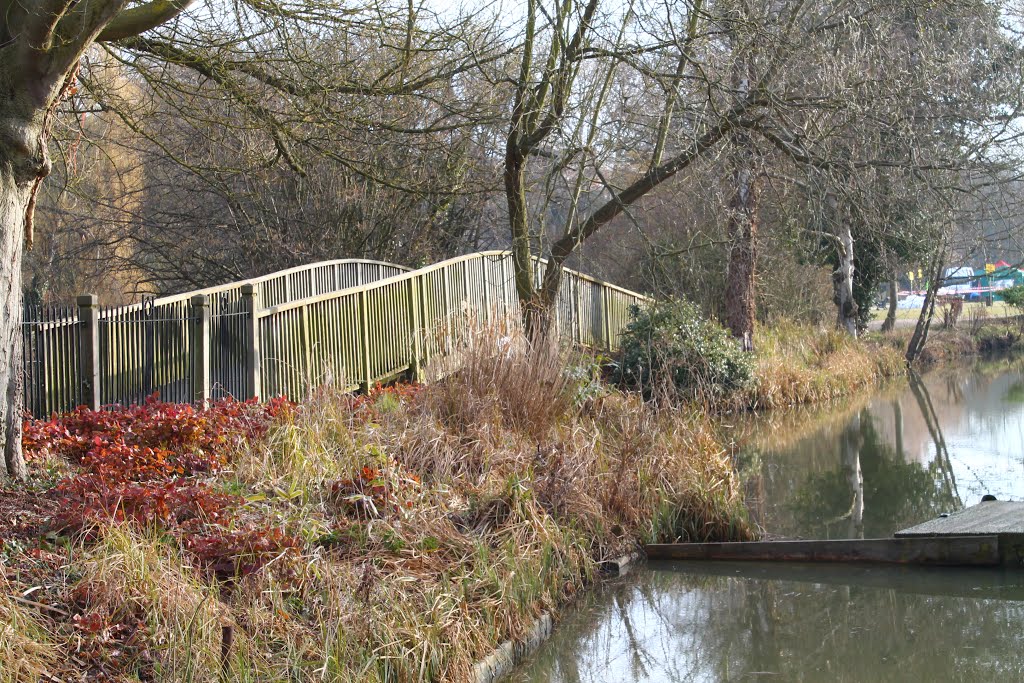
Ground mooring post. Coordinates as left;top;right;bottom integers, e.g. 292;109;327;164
240;284;261;400
76;294;101;410
190;294;211;404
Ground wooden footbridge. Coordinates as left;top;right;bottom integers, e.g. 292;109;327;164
647;500;1024;568
20;251;649;416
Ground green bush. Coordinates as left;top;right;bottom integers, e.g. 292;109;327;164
612;298;753;403
1001;284;1024;311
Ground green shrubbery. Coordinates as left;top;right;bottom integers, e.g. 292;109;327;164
612;297;753;403
1002;284;1024;316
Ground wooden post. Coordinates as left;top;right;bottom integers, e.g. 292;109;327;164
602;287;612;351
408;276;423;381
358;290;372;392
77;294;101;410
240;284;261;400
190;294;211;404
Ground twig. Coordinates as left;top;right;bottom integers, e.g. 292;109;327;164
9;594;70;617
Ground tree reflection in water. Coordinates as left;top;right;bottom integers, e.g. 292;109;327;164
747;369;969;539
786;404;957;539
510;564;1024;682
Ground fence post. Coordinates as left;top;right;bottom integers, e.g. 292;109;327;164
358;289;372;392
481;258;491;322
77;294;101;410
602;287;612;351
240;284;261;400
408;276;423;382
574;276;582;344
190;294;211;404
299;306;313;394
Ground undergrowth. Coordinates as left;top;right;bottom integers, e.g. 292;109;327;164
1;321;750;683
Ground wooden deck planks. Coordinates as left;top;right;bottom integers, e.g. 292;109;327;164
895;501;1024;537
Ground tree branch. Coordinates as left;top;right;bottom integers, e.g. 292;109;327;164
97;0;195;42
539;97;764;302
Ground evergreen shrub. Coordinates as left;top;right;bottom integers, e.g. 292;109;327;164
612;297;753;403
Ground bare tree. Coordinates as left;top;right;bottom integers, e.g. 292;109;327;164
2;0;506;476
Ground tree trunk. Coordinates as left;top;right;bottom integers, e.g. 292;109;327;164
724;45;758;352
504;147;534;308
724;141;758;352
832;219;858;337
905;245;946;364
881;270;898;333
0;156;31;480
1;87;51;480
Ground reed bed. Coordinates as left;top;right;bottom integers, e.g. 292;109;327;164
746;320;905;410
2;318;751;683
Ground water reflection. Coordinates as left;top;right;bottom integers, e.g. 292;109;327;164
511;360;1024;682
511;563;1024;682
740;359;1024;539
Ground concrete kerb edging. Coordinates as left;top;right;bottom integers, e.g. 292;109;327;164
469;551;644;683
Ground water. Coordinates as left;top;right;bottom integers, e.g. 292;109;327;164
509;562;1024;682
512;358;1024;682
739;357;1024;539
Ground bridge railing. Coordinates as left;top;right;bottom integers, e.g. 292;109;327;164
21;259;408;416
255;251;650;399
20;252;649;414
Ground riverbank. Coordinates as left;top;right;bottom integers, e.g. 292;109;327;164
1;327;751;683
745;321;906;410
874;316;1024;366
748;316;1024;412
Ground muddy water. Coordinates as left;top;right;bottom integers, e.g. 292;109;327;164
511;358;1024;682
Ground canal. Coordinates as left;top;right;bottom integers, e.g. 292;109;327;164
510;356;1024;681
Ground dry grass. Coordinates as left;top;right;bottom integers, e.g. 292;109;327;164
73;527;233;681
0;573;58;683
747;320;906;410
421;317;576;444
873;316;1024;367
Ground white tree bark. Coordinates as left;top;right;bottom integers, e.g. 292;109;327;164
833;214;859;337
842;411;864;539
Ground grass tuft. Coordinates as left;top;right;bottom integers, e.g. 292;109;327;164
0;573;58;683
